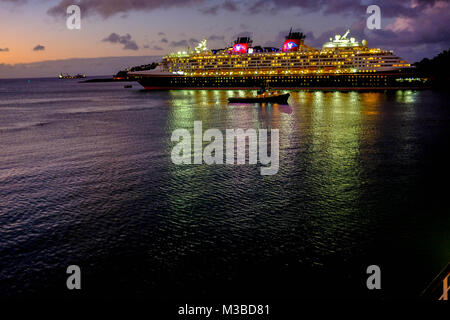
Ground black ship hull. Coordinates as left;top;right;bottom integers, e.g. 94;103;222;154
134;71;430;90
228;93;290;104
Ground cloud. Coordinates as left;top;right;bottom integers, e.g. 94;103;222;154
160;38;168;43
170;38;199;48
361;3;450;61
0;48;9;52
158;32;165;36
33;45;45;51
246;0;442;17
45;0;240;18
143;44;164;51
200;0;238;15
102;33;139;50
170;40;188;47
7;0;446;21
47;0;205;18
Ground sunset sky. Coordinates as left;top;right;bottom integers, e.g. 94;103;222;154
1;0;449;78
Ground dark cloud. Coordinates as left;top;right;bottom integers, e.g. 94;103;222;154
33;45;45;51
333;5;449;51
366;0;443;18
200;0;238;15
246;0;442;17
199;6;219;15
222;0;238;11
47;0;205;18
160;38;168;43
170;40;188;47
102;33;139;50
5;0;446;21
0;48;9;52
170;38;199;48
359;5;450;61
143;44;164;50
158;32;165;36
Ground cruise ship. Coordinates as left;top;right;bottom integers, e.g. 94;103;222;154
129;29;429;90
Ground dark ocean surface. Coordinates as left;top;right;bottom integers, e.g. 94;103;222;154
0;78;449;299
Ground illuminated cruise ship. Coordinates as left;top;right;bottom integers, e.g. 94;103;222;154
130;29;429;90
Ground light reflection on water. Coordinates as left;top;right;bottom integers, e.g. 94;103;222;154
0;79;449;299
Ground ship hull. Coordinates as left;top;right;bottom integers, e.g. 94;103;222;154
135;71;430;90
228;93;290;104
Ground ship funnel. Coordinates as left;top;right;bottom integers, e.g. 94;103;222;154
282;29;306;52
233;36;252;54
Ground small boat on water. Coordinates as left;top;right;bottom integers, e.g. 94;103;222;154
228;87;290;104
58;73;86;79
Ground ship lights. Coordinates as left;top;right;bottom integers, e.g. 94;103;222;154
159;30;410;80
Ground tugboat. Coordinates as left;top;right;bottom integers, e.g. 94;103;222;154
228;87;290;104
